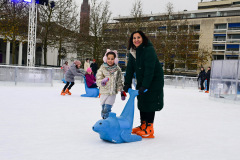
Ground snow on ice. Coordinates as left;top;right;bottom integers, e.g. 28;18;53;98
1;82;240;160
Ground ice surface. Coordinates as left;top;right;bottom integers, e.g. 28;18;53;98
1;83;240;160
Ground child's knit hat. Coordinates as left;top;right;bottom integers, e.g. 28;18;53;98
103;49;119;65
86;67;92;73
74;60;81;66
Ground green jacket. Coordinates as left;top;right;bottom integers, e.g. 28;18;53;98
125;41;164;112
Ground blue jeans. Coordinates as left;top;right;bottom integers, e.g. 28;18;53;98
101;104;112;119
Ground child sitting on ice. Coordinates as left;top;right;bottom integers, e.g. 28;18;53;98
96;49;126;119
85;67;98;88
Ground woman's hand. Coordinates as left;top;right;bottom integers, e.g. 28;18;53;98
138;87;147;95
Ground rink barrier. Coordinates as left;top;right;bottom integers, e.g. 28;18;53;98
210;60;240;102
0;65;84;86
0;65;198;88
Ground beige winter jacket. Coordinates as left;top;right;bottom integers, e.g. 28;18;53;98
96;64;123;95
84;62;90;71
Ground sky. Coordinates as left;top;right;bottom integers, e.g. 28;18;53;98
75;0;201;19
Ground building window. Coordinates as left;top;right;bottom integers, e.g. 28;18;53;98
228;34;240;39
158;26;166;32
233;1;240;5
226;44;239;51
118;53;126;58
213;55;224;60
228;23;240;30
190;25;200;31
214;34;226;41
226;55;239;59
214;24;227;29
213;44;225;50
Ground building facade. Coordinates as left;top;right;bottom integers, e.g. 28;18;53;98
105;0;240;74
80;0;90;34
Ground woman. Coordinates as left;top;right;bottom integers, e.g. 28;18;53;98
123;31;164;138
84;58;90;72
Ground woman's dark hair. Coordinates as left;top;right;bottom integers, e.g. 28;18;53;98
86;58;89;61
127;30;149;50
106;52;116;58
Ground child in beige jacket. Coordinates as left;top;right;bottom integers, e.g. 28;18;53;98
96;49;126;119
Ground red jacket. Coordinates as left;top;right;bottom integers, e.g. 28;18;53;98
85;73;96;87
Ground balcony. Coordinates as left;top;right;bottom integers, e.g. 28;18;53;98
213;40;226;43
214;29;226;33
226;39;240;43
227;30;240;34
225;51;240;54
212;49;225;52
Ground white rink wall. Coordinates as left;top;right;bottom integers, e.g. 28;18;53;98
210;60;240;102
0;65;198;88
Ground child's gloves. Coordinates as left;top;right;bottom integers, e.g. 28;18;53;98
101;77;109;86
121;91;127;101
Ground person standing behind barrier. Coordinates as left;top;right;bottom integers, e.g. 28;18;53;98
96;49;125;119
90;59;98;77
61;60;84;96
123;31;164;138
61;61;70;81
205;67;211;93
197;67;206;92
62;61;70;74
84;58;90;72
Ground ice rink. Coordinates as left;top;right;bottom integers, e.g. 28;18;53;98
1;83;240;160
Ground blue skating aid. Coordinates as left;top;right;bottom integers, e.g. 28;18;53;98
205;80;207;91
81;77;99;97
62;78;66;84
92;88;142;143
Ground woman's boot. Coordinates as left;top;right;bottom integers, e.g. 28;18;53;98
136;122;154;138
132;121;146;134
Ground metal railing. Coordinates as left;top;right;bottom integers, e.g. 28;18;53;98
0;65;84;86
0;65;198;88
164;75;198;88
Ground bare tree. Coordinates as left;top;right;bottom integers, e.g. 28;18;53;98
37;2;56;66
0;0;5;9
78;0;111;64
197;47;213;68
156;2;177;74
130;0;143;31
51;0;80;66
0;0;28;64
151;2;201;74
